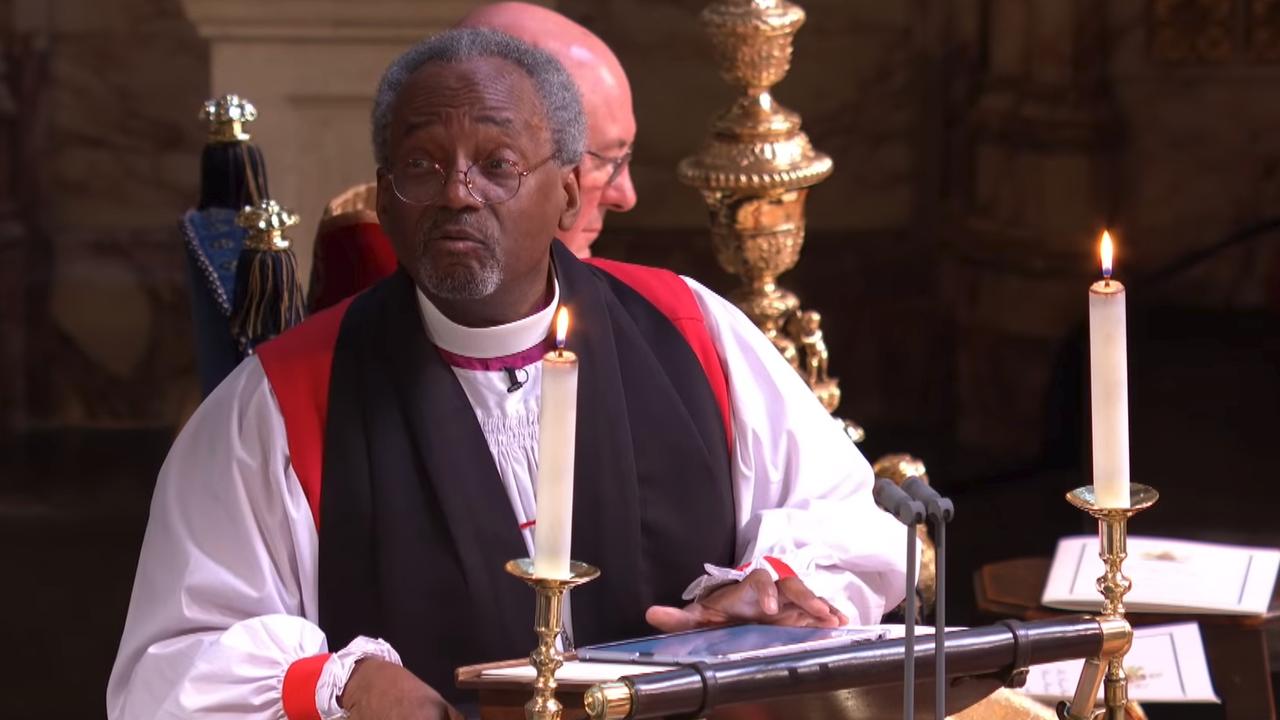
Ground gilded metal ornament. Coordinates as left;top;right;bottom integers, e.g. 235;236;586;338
201;94;258;143
583;681;634;720
237;199;298;252
678;0;840;409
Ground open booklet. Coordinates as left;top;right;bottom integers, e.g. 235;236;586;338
1021;622;1218;704
1042;535;1280;615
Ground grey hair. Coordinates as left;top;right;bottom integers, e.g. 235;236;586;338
371;28;585;169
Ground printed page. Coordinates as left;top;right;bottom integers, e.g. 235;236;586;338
1021;622;1218;704
1042;535;1280;614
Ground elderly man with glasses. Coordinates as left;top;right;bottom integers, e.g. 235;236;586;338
108;29;906;720
306;5;635;314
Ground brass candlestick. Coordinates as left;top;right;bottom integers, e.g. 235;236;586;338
677;0;842;414
1058;484;1158;720
505;558;601;720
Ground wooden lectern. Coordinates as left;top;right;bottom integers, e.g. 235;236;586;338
458;615;1125;719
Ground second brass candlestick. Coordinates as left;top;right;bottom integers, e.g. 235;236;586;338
506;558;601;720
1058;484;1158;720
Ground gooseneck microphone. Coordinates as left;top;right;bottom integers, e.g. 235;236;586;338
873;476;925;720
901;476;955;720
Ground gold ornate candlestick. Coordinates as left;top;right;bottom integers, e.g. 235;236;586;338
505;558;601;720
678;0;842;413
1058;484;1158;720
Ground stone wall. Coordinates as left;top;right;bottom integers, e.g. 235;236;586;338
1111;0;1280;303
15;0;207;429
941;0;1280;473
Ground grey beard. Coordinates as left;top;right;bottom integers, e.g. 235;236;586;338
418;251;503;299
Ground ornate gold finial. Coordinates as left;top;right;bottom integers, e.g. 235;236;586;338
237;199;298;252
678;0;839;409
201;94;258;143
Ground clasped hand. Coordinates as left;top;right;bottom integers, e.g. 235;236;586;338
645;568;848;632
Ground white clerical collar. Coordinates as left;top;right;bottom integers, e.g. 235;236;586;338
416;278;559;359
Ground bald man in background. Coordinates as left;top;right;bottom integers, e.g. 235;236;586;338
458;2;638;257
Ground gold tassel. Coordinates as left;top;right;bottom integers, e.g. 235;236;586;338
230;200;306;353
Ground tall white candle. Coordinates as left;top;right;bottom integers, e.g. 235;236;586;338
1088;231;1131;508
533;307;578;578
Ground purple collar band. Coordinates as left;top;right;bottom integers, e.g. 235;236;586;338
436;338;553;371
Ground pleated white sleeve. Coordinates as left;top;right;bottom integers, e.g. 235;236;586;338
106;358;394;720
682;277;912;626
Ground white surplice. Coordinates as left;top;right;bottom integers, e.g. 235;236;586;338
107;276;910;720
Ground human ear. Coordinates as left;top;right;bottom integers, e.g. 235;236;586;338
375;167;394;231
557;165;582;232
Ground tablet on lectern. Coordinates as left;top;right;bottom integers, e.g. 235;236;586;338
575;624;887;665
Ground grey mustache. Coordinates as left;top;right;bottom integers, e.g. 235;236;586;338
422;220;495;244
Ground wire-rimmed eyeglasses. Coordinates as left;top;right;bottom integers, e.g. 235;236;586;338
389;155;556;206
584;147;633;188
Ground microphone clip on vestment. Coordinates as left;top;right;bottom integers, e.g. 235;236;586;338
901;476;955;720
504;366;529;393
872;476;925;720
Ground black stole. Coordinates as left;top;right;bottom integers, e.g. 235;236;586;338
317;242;736;701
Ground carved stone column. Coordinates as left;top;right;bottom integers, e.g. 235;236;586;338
945;0;1121;470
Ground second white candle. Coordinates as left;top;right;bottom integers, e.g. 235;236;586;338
1088;233;1131;508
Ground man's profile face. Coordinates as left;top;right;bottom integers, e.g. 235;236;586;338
560;68;637;257
376;57;579;306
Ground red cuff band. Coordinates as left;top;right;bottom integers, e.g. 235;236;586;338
762;556;798;580
283;652;331;720
734;557;798;579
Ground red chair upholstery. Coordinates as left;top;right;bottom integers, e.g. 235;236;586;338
308;183;398;313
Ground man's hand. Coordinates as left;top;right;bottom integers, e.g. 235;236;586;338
340;658;463;720
644;568;849;632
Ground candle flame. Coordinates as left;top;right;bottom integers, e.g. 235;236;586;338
555;307;569;349
1100;231;1114;279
